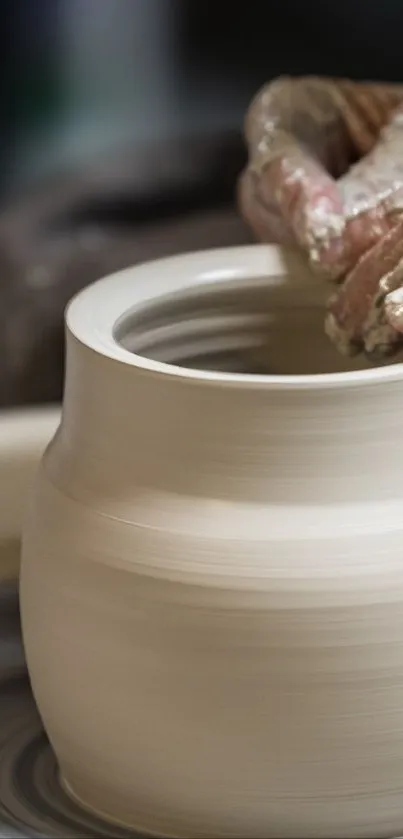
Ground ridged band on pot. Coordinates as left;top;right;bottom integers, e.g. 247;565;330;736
20;245;403;839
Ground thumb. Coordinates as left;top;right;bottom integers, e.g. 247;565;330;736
257;143;348;278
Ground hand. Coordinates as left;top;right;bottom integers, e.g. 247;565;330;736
239;76;403;356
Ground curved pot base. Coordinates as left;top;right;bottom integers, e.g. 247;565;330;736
61;773;217;839
61;775;170;838
60;772;403;839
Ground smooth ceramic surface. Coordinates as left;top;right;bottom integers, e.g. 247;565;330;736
0;406;141;839
0;677;148;838
20;245;403;838
0;407;60;683
0;408;60;581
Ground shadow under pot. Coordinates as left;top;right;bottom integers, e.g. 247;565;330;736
20;244;403;839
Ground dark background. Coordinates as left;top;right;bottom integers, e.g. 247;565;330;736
3;0;403;197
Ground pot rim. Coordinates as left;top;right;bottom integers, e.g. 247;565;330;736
66;244;403;391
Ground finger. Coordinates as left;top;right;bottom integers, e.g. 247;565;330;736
337;103;403;270
243;76;403;282
325;219;403;357
343;209;395;272
385;285;403;332
245;77;351;175
237;170;295;244
334;82;380;156
242;77;386;278
257;147;349;277
245;77;403;178
334;80;403;157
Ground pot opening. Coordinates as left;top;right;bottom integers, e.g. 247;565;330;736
114;277;402;376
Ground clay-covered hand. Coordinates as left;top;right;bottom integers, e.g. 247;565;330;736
326;218;403;358
239;76;403;357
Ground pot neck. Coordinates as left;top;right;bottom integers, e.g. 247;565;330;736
53;336;403;506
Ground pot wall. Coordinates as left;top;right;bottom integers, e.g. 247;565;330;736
20;246;403;838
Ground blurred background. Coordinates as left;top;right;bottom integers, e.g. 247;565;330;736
1;0;403;407
5;0;403;194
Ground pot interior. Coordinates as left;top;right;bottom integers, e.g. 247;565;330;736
114;274;403;376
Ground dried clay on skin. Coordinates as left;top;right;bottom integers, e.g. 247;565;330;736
240;76;403;356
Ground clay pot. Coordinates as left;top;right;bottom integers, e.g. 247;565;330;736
20;245;403;838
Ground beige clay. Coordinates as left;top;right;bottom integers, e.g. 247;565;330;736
20;245;403;838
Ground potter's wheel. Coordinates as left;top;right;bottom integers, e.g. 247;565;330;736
0;674;142;839
0;602;143;839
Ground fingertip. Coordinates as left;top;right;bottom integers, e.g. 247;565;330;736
385;287;403;333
